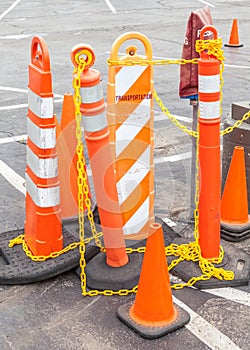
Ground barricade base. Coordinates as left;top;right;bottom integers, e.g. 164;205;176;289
168;237;250;289
85;251;143;291
117;301;190;339
80;216;180;291
0;222;99;285
221;221;250;242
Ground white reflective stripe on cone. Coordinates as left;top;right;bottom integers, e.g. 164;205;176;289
27;118;56;149
26;147;58;179
26;173;60;208
28;89;54;119
82;112;107;132
199;101;220;119
198;75;220;93
80;83;103;103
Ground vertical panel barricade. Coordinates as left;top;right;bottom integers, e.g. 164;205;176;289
198;26;221;259
107;32;154;240
24;36;63;256
71;44;128;267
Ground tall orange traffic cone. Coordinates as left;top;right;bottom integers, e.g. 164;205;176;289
224;19;243;47
221;146;250;241
117;223;190;339
56;93;80;219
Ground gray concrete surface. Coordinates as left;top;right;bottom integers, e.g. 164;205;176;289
0;1;249;349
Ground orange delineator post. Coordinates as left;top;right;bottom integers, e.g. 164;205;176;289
71;44;128;267
221;146;250;225
107;32;154;240
224;19;243;48
24;36;63;255
198;26;221;260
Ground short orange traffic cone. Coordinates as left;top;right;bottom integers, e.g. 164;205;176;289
221;146;250;241
117;223;190;339
224;19;243;47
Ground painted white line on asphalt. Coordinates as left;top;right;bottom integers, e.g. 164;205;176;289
104;0;117;14
203;287;250;307
0;34;32;40
0;86;63;97
0;86;27;93
225;64;250;69
0;99;63;111
154;151;191;164
0;134;27;144
155;111;192;124
0;0;22;21
173;296;241;350
198;0;215;8
0;160;26;195
0;103;28;111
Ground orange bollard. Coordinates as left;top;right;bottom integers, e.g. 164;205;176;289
24;36;63;255
221;146;250;238
224;19;243;48
117;223;190;338
107;32;154;240
198;26;221;259
71;44;128;267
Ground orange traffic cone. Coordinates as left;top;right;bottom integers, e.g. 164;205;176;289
117;223;190;339
224;19;243;47
221;146;250;241
56;93;80;219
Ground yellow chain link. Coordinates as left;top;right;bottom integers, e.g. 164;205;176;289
153;90;198;137
220;110;250;136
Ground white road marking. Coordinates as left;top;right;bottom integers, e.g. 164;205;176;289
173;296;241;350
224;64;250;69
0;86;27;93
0;0;22;21
155;111;192;124
0;99;63;111
0;86;63;97
104;0;117;14
0;34;32;40
0;134;27;144
0;160;26;195
198;0;215;8
154;151;191;164
203;287;250;307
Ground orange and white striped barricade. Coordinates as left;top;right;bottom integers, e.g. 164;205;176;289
24;36;63;256
198;26;221;260
107;32;154;240
71;44;128;268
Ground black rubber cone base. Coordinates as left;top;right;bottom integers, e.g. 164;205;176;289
0;224;99;285
85;251;143;291
221;221;250;242
224;43;243;48
117;301;190;339
168;238;250;289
